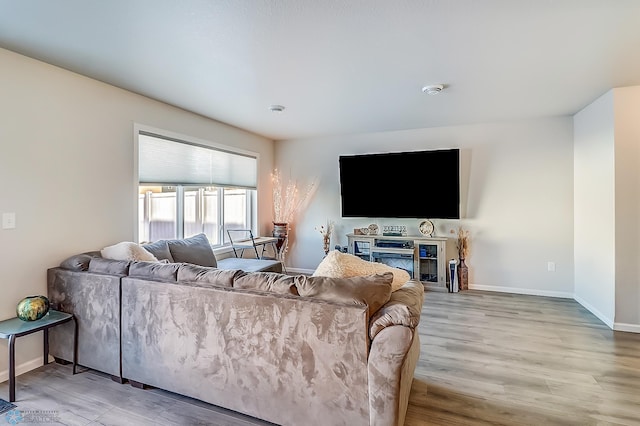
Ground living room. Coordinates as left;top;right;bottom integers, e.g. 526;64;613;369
1;1;640;425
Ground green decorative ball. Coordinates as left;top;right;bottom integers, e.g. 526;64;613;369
16;295;50;321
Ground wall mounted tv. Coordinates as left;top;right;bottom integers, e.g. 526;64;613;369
339;148;460;219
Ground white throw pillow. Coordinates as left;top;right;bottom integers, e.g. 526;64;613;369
313;250;410;292
101;242;159;262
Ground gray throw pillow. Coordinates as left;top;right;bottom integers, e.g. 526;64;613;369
295;272;393;316
234;272;300;295
167;233;217;267
177;264;244;287
142;240;175;262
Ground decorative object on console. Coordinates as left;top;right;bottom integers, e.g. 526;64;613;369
315;220;334;256
16;295;50;321
382;225;407;236
454;227;470;291
368;223;379;235
418;219;435;237
271;168;316;262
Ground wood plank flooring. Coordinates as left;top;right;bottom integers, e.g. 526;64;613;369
1;290;638;425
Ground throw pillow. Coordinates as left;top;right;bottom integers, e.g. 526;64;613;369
295;272;393;316
142;240;175;262
101;242;158;262
313;250;410;292
167;233;217;267
234;272;299;295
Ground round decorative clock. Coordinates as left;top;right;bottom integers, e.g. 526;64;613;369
418;220;434;237
368;224;379;235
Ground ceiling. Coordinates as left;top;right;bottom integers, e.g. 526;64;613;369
1;0;640;141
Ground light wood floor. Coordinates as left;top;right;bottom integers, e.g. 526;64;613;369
1;290;639;425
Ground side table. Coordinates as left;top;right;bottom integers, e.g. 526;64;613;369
0;310;77;402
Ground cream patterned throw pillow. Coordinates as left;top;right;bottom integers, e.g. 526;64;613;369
313;250;410;292
101;242;159;262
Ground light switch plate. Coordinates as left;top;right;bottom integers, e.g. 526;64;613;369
2;212;16;229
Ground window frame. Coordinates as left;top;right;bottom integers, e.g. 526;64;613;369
133;124;260;249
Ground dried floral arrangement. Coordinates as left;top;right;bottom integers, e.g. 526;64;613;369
271;169;315;224
455;226;470;260
315;220;334;238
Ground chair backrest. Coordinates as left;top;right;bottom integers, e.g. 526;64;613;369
227;229;255;244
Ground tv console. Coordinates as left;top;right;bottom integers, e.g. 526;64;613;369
346;233;448;290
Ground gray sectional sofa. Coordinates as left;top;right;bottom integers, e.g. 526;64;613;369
47;235;424;426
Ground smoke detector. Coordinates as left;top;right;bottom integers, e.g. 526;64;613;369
421;84;444;95
269;104;285;113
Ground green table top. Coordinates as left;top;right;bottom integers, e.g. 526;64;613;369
0;310;73;338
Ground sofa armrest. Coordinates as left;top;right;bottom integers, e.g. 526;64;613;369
369;279;424;340
368;325;420;426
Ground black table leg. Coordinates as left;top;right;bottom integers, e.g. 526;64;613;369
72;316;78;375
9;334;15;402
43;328;49;365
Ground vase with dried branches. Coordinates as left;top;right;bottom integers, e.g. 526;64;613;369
455;227;470;290
315;220;334;256
271;169;315;262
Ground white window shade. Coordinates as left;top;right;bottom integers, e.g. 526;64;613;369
139;133;257;189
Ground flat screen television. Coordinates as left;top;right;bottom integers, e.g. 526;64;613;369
339;148;460;219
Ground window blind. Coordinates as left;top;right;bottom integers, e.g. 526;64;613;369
138;133;257;189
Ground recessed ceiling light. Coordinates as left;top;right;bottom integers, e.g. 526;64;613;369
421;84;444;95
269;104;285;113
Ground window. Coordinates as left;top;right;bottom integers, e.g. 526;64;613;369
137;131;257;247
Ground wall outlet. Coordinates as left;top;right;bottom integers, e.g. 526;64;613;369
2;212;16;229
547;261;556;272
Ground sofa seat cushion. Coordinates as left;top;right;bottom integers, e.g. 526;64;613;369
177;264;244;287
234;272;299;295
312;251;410;292
295;272;393;316
217;257;282;273
167;233;217;267
101;242;158;262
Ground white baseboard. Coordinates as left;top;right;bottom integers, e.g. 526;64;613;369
573;294;615;329
613;322;640;333
0;356;44;384
469;283;574;299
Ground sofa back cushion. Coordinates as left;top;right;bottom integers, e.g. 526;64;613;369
295;272;393;315
129;261;181;282
177;264;244;287
167;233;217;267
233;272;299;295
59;251;101;271
142;240;175;262
88;258;132;276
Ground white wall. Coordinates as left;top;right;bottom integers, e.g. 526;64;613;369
276;117;575;297
613;86;640;328
0;48;274;378
573;90;616;326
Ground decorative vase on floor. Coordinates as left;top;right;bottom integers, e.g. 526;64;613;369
323;235;331;256
273;222;289;261
457;258;469;291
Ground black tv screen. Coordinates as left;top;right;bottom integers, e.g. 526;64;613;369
339;149;460;219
